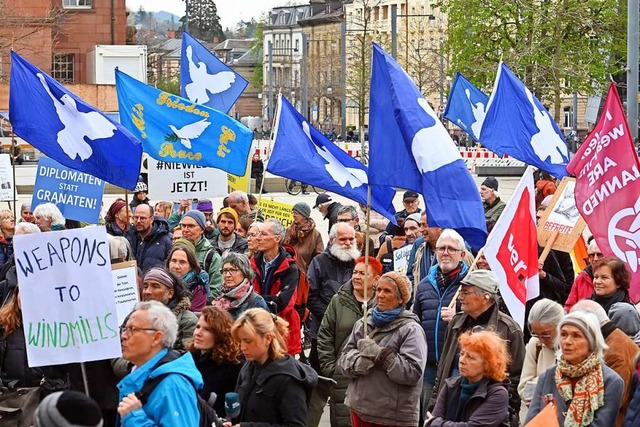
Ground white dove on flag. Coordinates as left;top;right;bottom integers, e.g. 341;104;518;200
168;119;211;149
184;45;236;104
38;73;116;161
302;121;368;188
525;86;569;164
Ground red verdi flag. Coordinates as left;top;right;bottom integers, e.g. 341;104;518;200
483;167;539;328
567;83;640;301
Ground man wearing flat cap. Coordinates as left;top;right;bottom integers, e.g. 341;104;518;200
430;269;524;425
479;176;506;232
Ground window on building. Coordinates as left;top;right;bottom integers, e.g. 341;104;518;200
63;0;92;8
295;39;299;52
563;106;572;129
382;5;388;19
52;54;75;83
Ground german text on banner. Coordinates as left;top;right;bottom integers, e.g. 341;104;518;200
566;83;640;301
115;69;253;175
14;226;122;366
9;51;142;190
483;167;539;328
32;157;105;224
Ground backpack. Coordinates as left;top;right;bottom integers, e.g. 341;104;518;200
294;268;310;323
380;239;394;273
135;351;221;427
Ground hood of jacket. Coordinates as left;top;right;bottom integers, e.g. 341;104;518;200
147;217;170;239
194;234;213;253
364;308;419;331
338;279;376;313
168;295;192;316
253;244;298;274
254;355;318;391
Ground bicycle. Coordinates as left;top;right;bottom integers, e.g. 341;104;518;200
284;178;327;195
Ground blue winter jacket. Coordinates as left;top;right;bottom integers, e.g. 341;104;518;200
125;217;173;273
413;262;468;365
117;348;204;427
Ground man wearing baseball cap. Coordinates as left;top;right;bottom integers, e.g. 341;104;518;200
385;190;422;236
210;207;248;255
314;193;342;236
430;269;525;424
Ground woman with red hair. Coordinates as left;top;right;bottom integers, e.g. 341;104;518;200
425;330;511;426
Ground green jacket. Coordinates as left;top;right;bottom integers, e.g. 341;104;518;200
194;236;222;299
317;280;375;427
484;197;506;231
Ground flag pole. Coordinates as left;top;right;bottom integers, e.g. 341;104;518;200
448;246;484;309
260;94;281;205
363;184;372;338
538;231;559;264
10;137;17;216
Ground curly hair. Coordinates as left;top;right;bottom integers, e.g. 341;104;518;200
592;257;631;291
458;330;510;382
188;306;241;363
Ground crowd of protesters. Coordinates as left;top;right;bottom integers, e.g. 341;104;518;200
0;172;639;427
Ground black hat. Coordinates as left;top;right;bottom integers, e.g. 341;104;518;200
313;194;332;208
34;391;103;427
481;177;499;191
403;190;419;201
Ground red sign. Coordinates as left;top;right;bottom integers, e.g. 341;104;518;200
567;83;640;301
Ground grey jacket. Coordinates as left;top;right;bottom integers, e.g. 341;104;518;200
525;364;623;427
338;310;427;426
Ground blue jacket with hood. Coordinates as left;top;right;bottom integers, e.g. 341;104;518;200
413;262;468;366
117;348;204;427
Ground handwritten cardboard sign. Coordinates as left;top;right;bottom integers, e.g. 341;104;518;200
393;244;413;275
14;226;122;366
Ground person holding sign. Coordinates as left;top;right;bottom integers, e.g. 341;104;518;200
141;267;198;351
117;301;203;426
166;244;209;312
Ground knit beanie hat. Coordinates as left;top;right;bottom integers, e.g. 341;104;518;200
481;176;499;191
405;213;421;226
292;202;311;219
196;199;213;213
184;210;206;231
559;312;601;353
173;238;196;254
379;271;411;305
217;207;239;226
105;199;126;223
34;391;103;427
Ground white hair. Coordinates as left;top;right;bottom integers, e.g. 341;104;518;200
134;301;178;348
436;229;466;251
107;235;133;262
528;298;564;326
33;203;65;226
588;239;600;253
264;218;286;240
229;191;249;204
571;299;610;325
15;222;41;235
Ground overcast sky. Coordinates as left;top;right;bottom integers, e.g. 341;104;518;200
125;0;296;30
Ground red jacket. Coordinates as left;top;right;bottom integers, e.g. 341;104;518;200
564;266;594;312
251;245;302;355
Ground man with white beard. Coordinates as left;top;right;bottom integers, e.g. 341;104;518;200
306;222;361;427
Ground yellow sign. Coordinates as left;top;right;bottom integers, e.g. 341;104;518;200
259;199;294;228
227;157;251;193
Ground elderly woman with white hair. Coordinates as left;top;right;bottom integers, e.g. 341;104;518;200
116;301;203;426
518;299;564;409
33;203;65;232
525;311;624;427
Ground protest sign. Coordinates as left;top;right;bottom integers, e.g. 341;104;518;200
112;261;139;327
14;226;122;366
393;244;413;275
32;157;105;223
259;199;294;227
0;154;15;201
537;178;586;253
147;158;227;201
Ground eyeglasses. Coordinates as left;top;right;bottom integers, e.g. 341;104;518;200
221;268;241;275
436;246;463;254
588;252;604;259
119;325;157;337
133;216;150;222
246;232;259;238
337;218;353;223
528;327;553;340
458;290;480;297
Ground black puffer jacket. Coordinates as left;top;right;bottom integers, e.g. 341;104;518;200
236;355;318;427
125;217;173;272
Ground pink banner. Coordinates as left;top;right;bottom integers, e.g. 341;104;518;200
567;83;640;301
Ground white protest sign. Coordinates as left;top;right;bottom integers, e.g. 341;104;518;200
147;158;227;201
393;244;413;275
0;154;15;201
14;226;122;367
112;261;139;327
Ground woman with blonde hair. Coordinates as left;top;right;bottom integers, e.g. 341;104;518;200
231;308;317;426
188;306;242;415
426;330;511;426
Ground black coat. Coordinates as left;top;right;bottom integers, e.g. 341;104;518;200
236;356;318;427
191;351;242;415
125;217;173;272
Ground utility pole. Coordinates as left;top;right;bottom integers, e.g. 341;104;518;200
391;5;397;59
439;40;444;106
268;41;274;126
628;0;639;140
341;18;347;138
302;33;309;120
